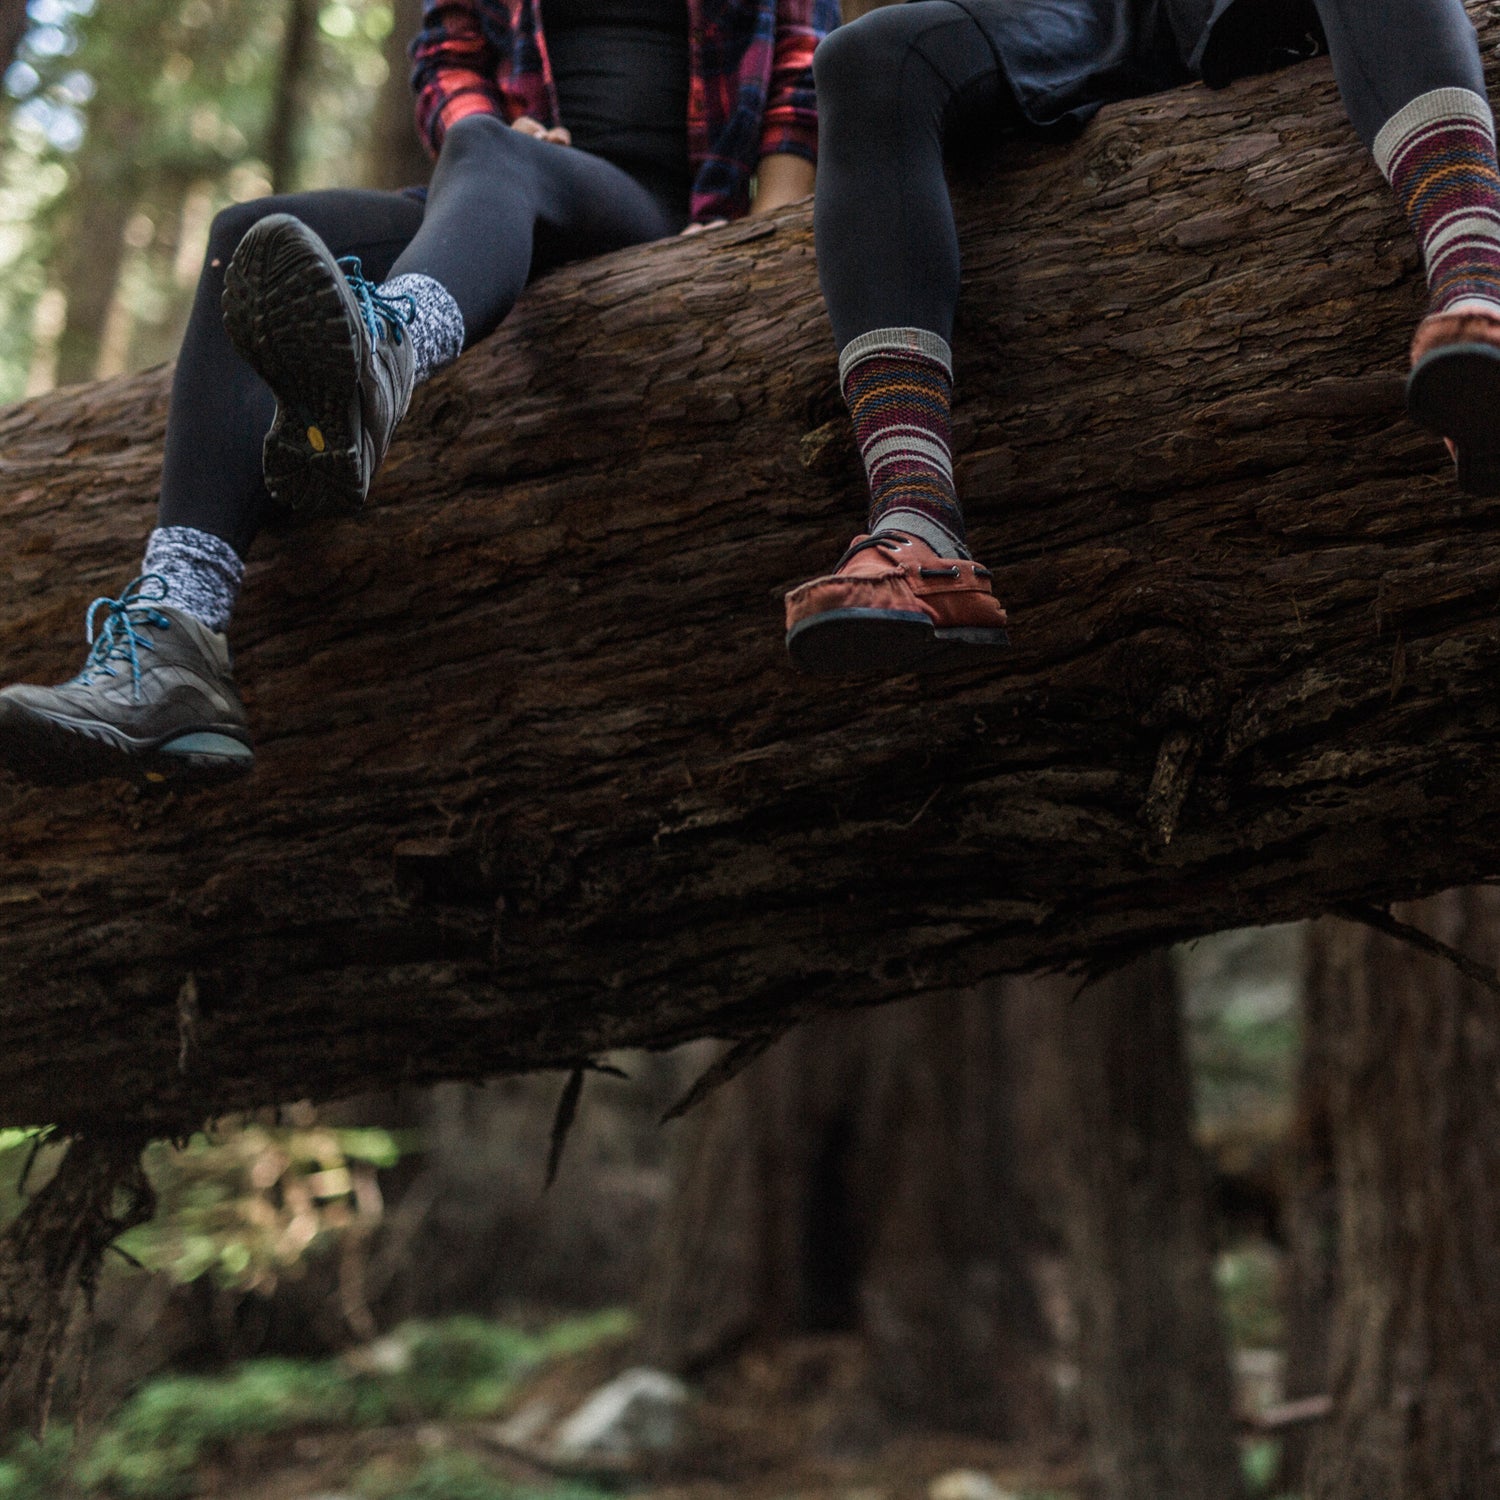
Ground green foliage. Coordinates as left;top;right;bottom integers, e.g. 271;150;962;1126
1239;1437;1282;1495
78;1359;386;1498
1216;1243;1285;1350
376;1310;636;1421
14;1312;634;1500
118;1122;409;1291
356;1452;614;1500
0;1427;72;1500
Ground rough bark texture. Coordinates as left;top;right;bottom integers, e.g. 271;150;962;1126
0;1134;153;1433
6;33;1500;1128
1306;897;1500;1500
1277;938;1337;1493
642;999;1052;1436
1010;955;1245;1500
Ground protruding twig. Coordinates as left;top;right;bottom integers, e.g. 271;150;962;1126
661;1032;781;1123
1245;1393;1333;1432
545;1068;586;1189
1338;902;1500;1000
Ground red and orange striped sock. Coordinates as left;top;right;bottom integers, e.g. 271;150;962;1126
1376;88;1500;316
840;327;968;558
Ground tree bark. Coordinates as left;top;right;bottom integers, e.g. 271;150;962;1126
0;0;27;79
642;998;1053;1437
51;134;141;387
1276;938;1338;1493
7;36;1500;1128
1008;956;1246;1500
1306;897;1500;1500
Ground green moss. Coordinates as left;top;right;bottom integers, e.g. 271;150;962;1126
377;1310;634;1421
1216;1244;1285;1350
0;1427;72;1500
77;1358;389;1498
1239;1437;1282;1495
357;1452;615;1500
58;1312;634;1498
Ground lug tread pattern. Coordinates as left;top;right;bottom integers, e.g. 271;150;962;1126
222;215;369;518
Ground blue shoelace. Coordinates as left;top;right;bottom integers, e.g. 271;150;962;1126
79;575;172;701
338;256;417;347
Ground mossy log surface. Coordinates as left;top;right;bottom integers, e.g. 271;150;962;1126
3;38;1498;1129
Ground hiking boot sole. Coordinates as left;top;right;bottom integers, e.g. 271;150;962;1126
0;699;253;787
222;214;368;518
1407;341;1500;496
786;607;1011;677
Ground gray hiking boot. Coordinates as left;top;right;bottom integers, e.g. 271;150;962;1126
0;577;253;786
222;212;417;519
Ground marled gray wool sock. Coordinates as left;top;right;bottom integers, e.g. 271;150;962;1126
379;272;465;384
141;525;244;634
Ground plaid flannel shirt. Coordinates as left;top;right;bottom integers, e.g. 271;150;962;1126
411;0;836;223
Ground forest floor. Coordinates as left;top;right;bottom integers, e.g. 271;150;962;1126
2;1289;1297;1500
149;1331;1085;1500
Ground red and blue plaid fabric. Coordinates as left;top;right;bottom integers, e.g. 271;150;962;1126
411;0;836;223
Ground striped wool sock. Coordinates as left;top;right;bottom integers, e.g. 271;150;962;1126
839;327;968;558
1375;87;1500;316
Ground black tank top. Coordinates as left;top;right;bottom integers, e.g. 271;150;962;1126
545;0;691;210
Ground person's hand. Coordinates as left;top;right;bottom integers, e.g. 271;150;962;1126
511;115;572;146
680;219;729;236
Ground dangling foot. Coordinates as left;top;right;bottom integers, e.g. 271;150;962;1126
1407;302;1500;496
222;213;416;518
784;531;1009;677
0;577;253;786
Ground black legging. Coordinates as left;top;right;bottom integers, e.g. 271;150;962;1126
814;0;1488;350
159;113;684;556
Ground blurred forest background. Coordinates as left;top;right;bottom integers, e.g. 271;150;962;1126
2;2;1498;1499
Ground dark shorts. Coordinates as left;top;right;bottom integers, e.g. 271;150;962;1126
946;0;1326;131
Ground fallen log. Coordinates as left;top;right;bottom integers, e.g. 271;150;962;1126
2;33;1498;1130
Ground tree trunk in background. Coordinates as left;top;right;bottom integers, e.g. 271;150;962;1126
1013;955;1247;1500
52;142;139;387
51;0;189;386
0;0;27;77
1276;947;1338;1492
643;998;1053;1438
266;0;318;195
1306;896;1500;1500
366;0;432;191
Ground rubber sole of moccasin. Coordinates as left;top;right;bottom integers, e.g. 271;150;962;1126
1407;341;1500;496
0;700;253;788
786;607;1011;678
222;214;368;519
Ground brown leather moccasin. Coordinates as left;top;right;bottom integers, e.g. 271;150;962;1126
1408;306;1500;495
784;531;1009;678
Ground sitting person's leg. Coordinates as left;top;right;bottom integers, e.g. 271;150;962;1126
785;1;1015;676
223;113;682;517
1313;0;1500;489
0;188;424;786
